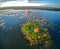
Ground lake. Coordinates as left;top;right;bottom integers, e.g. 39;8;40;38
0;10;60;49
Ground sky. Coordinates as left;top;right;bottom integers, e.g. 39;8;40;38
0;0;60;4
0;0;49;7
30;0;60;4
29;0;60;4
0;0;60;7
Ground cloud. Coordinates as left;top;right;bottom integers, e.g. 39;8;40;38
0;1;47;7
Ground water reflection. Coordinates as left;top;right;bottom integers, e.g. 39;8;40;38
0;10;60;49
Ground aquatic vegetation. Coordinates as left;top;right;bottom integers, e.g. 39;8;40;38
21;20;52;48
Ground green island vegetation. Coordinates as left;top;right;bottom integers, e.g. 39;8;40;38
21;19;54;48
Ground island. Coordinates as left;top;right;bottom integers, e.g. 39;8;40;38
21;19;53;49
